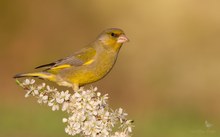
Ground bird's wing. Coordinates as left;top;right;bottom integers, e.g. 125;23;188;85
35;47;96;71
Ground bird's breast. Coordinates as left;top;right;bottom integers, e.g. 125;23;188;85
94;52;117;78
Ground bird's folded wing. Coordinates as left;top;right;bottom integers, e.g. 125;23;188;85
35;47;96;71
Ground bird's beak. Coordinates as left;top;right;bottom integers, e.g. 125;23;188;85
117;34;129;43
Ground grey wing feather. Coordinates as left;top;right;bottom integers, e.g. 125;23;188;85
35;56;84;70
54;56;84;67
35;47;94;70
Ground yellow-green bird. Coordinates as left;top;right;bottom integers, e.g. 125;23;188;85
14;28;129;90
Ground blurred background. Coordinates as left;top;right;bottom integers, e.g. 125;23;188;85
1;0;220;137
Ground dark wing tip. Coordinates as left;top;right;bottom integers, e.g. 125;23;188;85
35;62;55;69
13;73;23;78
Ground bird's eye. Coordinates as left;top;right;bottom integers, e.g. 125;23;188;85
111;33;117;37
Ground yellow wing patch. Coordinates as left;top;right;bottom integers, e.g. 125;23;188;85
51;64;71;70
83;59;94;65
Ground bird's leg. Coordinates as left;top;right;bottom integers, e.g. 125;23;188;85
72;83;79;91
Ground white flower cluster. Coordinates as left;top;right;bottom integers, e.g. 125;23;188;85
16;79;134;137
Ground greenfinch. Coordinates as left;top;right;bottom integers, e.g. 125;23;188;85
14;28;129;90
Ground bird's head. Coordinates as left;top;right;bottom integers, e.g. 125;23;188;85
97;28;129;51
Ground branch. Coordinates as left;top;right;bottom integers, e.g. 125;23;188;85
15;79;134;137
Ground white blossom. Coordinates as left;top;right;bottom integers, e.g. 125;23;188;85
56;90;71;104
63;118;68;123
16;79;134;137
22;79;35;86
48;99;59;111
37;83;46;90
37;94;48;104
62;102;69;111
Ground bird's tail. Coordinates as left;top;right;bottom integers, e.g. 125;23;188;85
13;72;56;81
